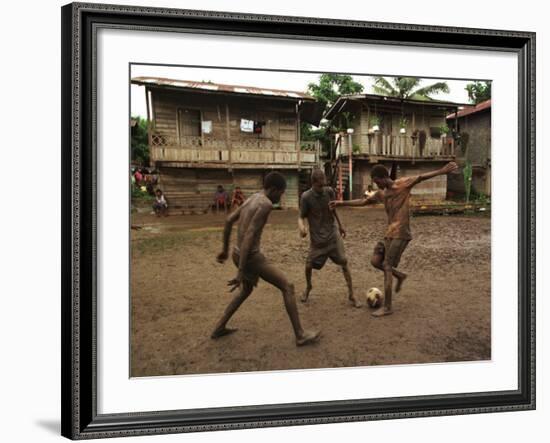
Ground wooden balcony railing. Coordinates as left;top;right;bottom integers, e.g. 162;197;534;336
374;134;455;157
152;134;227;149
150;134;319;166
338;133;455;158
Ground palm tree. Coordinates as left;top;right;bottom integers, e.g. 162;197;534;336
372;76;450;100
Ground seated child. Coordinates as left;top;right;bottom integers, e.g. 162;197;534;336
153;189;168;217
231;186;246;208
214;185;229;211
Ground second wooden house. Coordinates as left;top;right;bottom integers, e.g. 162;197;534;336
324;93;466;201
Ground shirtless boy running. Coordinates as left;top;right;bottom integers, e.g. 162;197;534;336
213;171;321;346
298;169;360;308
330;162;458;317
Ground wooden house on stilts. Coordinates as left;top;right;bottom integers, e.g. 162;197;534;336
324;94;467;202
131;77;325;210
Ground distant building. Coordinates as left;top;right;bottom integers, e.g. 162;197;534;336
131;77;326;209
324;94;465;201
446;99;491;197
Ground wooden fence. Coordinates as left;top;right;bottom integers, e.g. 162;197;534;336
150;134;319;165
338;133;455;158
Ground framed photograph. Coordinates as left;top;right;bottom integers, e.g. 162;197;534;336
61;2;535;439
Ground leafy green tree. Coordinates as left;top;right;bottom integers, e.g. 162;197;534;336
300;122;325;142
465;81;491;104
303;74;364;147
131;116;150;165
372;76;450;100
307;73;364;109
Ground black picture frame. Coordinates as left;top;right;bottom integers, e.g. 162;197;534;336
61;2;536;439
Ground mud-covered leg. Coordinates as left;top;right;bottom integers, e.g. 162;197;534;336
371;253;407;293
301;263;313;303
372;265;394;317
394;269;407;293
342;264;361;308
211;282;253;339
259;262;321;346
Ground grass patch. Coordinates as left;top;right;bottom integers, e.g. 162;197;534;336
132;230;218;254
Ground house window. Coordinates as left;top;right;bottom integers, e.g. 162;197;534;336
177;108;201;138
429;116;445;138
429;126;442;138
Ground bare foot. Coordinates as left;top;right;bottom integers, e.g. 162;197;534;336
300;286;312;303
296;330;321;346
395;274;407;293
371;307;393;317
211;327;238;339
349;294;362;308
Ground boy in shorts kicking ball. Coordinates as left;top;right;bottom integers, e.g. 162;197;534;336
298;169;360;308
330;162;458;317
213;171;321;346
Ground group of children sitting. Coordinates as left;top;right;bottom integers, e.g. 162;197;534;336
214;185;246;212
151;185;247;217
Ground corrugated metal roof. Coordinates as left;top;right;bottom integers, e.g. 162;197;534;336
446;99;491;119
324;93;468;120
131;77;314;100
360;93;470;107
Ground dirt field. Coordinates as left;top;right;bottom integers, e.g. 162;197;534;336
130;206;491;377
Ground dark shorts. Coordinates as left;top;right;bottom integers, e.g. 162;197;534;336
307;236;348;270
232;250;268;287
373;238;410;268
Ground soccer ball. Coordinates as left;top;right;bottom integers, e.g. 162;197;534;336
366;287;383;308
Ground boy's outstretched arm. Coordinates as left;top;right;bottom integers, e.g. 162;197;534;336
217;204;242;263
417;161;459;183
330;198;366;208
329;193;381;209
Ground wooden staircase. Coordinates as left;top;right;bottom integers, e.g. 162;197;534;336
335;161;351;200
328;135;352;201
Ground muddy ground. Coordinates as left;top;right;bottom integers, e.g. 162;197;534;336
130;207;490;377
